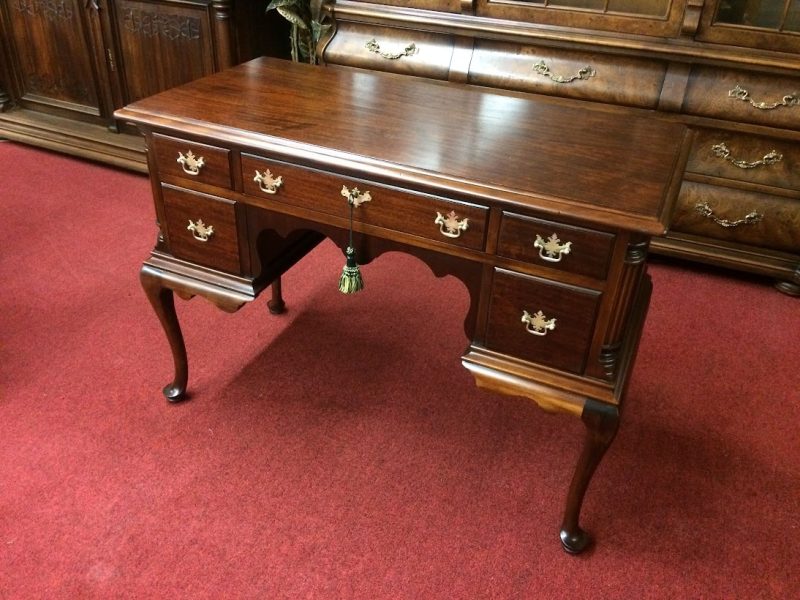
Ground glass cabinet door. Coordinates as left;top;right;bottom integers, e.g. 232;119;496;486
476;0;684;37
697;1;800;52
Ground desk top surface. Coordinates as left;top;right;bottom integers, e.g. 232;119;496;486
117;57;688;234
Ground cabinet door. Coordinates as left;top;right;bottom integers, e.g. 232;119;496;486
0;0;109;121
110;0;217;104
475;0;684;37
697;0;800;53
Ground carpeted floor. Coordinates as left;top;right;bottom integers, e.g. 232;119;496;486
1;141;798;599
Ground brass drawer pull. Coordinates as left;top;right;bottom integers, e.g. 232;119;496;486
694;202;763;228
711;142;782;169
728;85;800;111
254;169;283;194
522;310;556;337
435;210;469;239
365;38;418;60
187;219;214;242
177;150;205;175
532;60;595;84
534;233;572;262
341;185;372;207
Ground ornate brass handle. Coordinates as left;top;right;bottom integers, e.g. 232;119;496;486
532;60;595;84
534;233;572;262
177;150;205;175
435;210;469;239
365;38;418;60
187;219;214;242
728;85;800;111
522;310;556;337
694;202;763;228
710;142;782;169
254;169;283;194
341;185;372;207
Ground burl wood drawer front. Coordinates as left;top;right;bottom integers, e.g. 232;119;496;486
241;154;489;251
684;66;800;131
469;41;667;109
322;21;454;80
152;133;231;188
485;269;601;375
672;182;800;254
497;212;615;280
687;130;800;192
161;185;241;273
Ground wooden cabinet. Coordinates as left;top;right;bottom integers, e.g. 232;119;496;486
0;0;283;171
319;0;800;293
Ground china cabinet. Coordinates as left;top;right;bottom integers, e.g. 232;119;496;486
317;0;800;292
0;0;280;170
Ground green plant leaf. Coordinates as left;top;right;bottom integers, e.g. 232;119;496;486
277;7;308;29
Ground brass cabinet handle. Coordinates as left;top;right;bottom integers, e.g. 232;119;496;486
728;85;800;111
176;150;205;175
694;202;763;228
254;169;283;194
341;185;372;207
365;38;418;60
711;142;782;169
435;210;469;239
532;60;595;84
533;233;572;262
522;310;556;337
187;219;214;242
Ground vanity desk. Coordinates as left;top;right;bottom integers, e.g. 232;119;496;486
116;56;690;553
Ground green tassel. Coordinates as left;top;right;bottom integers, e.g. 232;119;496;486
338;246;364;294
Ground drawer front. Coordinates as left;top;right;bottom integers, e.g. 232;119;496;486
672;181;800;254
242;154;489;251
497;211;615;280
152;133;231;188
683;66;800;131
323;21;454;80
485;269;601;375
469;41;667;109
687;129;800;191
162;185;241;273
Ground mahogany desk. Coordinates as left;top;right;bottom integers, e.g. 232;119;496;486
116;57;690;554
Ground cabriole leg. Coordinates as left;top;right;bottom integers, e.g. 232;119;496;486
560;399;620;554
140;266;188;402
267;276;285;314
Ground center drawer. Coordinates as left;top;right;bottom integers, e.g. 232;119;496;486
241;154;489;251
485;268;601;375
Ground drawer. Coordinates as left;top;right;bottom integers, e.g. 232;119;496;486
686;129;800;192
672;181;800;254
469;40;667;109
497;212;615;280
241;154;489;251
161;185;241;273
683;66;800;131
485;268;601;375
152;133;231;188
323;21;454;80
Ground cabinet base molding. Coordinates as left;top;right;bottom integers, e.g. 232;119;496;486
0;108;146;172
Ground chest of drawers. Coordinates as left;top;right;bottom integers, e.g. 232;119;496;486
315;0;800;295
116;57;689;554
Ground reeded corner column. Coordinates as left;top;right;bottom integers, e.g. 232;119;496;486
210;1;236;70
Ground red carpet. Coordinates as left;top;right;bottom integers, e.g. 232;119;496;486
1;141;798;598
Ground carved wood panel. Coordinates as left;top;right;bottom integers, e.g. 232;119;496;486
112;0;216;104
5;0;102;115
